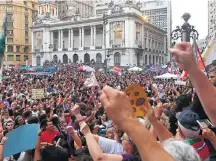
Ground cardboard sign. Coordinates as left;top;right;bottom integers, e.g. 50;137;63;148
4;124;40;158
32;88;45;99
124;84;149;116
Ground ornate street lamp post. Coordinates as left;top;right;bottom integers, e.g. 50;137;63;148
171;13;199;42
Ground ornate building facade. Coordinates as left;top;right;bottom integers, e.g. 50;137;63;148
31;2;167;67
0;0;38;65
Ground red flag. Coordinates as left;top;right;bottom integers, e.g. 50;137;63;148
196;45;205;70
180;40;206;80
180;70;189;81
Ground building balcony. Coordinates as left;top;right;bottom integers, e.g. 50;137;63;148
84;47;90;50
138;45;142;49
112;44;122;48
95;46;102;49
73;48;79;50
53;48;58;51
63;48;68;51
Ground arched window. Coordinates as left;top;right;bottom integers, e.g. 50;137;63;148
63;54;68;64
53;55;58;63
114;52;121;66
73;54;78;63
84;53;90;63
96;53;102;63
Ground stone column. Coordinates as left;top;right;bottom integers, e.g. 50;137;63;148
61;30;63;49
50;30;53;47
79;28;82;47
94;26;96;46
102;25;105;46
90;26;93;46
68;29;71;48
58;30;61;50
141;25;144;47
82;27;85;47
71;29;73;49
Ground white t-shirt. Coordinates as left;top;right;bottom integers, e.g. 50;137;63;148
31;111;39;117
98;136;124;154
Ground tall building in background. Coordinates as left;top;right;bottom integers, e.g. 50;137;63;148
38;0;58;19
140;0;172;61
95;0;109;16
208;0;216;41
0;0;38;65
57;0;94;20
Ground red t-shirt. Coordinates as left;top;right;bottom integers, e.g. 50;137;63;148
40;130;60;143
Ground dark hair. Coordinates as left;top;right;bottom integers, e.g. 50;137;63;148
39;114;47;122
190;93;208;120
41;146;68;161
27;116;39;124
175;95;190;112
40;119;48;129
23;110;32;119
75;154;93;161
209;66;216;74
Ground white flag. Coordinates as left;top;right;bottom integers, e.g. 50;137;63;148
84;72;99;87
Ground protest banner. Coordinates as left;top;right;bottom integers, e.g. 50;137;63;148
32;88;45;99
4;124;40;158
124;84;149;117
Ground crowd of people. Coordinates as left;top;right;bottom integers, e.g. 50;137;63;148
0;42;215;161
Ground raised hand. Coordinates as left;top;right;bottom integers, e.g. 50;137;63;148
71;104;80;116
169;42;197;72
1;136;7;144
99;86;135;128
80;122;91;135
142;106;157;123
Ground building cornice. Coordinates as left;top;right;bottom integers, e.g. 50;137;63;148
31;12;166;34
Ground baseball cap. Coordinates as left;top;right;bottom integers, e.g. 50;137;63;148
176;109;200;131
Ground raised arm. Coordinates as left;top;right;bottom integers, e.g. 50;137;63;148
100;86;174;161
0;136;7;161
143;107;173;143
170;42;216;125
66;126;82;150
71;105;123;161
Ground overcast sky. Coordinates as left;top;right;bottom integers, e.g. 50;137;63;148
171;0;208;40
